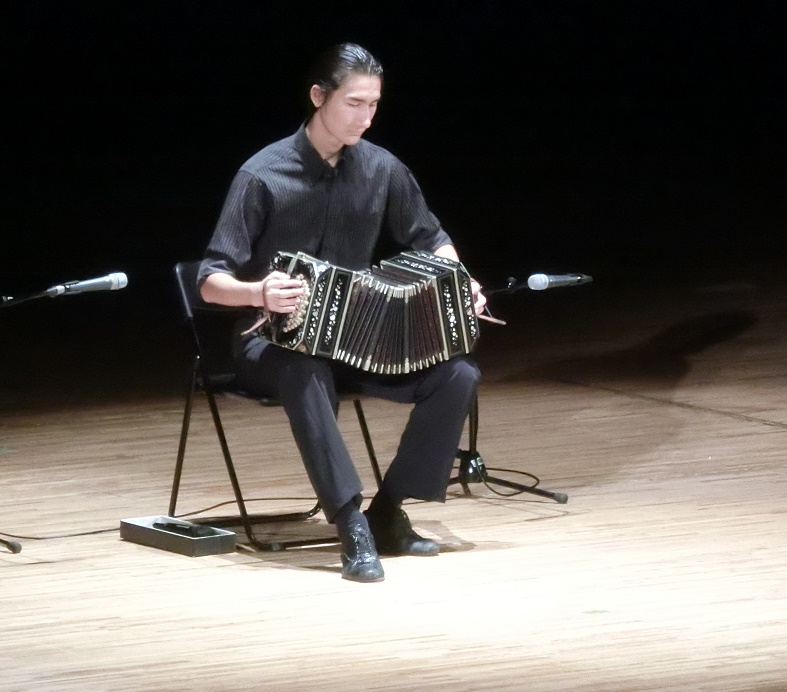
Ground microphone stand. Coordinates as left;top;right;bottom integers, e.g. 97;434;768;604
1;291;51;308
451;392;568;504
2;280;82;553
449;275;569;504
0;289;50;552
1;536;22;554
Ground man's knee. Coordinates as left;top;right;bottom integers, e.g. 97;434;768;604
447;356;481;390
279;353;334;390
427;357;480;400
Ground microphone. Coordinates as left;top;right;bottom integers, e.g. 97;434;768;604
46;272;128;297
527;273;593;291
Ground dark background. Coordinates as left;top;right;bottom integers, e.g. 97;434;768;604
2;1;786;407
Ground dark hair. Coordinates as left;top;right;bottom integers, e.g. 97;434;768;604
307;43;383;111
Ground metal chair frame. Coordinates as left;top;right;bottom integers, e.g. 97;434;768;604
170;261;383;551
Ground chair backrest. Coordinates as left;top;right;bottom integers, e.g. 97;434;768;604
174;261;246;385
174;261;203;324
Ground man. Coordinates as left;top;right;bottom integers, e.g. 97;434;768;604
199;43;485;583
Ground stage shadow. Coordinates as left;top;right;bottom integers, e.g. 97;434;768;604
501;309;757;389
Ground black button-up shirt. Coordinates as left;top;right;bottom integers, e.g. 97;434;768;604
199;124;452;285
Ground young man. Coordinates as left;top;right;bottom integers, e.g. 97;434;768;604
199;43;485;583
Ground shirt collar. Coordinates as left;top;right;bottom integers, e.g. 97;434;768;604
294;122;355;185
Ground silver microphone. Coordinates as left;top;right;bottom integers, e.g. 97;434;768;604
527;273;593;291
46;272;129;297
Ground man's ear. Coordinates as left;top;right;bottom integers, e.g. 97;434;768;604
309;85;325;109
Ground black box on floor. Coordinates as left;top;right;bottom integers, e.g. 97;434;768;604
120;515;236;557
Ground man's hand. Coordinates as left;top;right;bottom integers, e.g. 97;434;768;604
471;279;487;316
262;271;305;313
433;244;487;316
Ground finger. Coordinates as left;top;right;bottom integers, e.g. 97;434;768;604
271;280;305;291
277;286;306;298
267;270;293;281
268;300;298;314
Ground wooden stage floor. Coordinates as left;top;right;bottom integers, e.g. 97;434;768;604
1;261;786;691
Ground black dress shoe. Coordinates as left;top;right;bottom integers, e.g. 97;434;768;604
364;507;439;557
340;524;385;583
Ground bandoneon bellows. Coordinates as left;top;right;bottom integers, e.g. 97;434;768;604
261;250;479;374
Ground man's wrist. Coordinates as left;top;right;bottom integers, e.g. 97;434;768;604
250;280;266;309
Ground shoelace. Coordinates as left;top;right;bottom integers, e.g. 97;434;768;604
351;529;375;556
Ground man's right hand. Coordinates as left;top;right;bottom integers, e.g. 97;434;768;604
262;271;305;313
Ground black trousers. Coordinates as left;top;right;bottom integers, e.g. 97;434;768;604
233;334;481;522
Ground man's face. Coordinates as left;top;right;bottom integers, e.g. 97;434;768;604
311;73;382;147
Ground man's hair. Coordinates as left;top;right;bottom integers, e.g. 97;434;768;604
307;43;383;111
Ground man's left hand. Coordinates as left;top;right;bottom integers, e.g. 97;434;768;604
471;279;487;316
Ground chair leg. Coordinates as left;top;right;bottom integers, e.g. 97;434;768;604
171;362;331;550
353;399;383;488
201;386;275;547
202;388;326;551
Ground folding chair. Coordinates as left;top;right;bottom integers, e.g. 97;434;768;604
169;261;384;551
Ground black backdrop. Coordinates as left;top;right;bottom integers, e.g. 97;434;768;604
3;2;786;402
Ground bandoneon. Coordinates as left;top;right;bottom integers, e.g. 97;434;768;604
260;250;479;374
